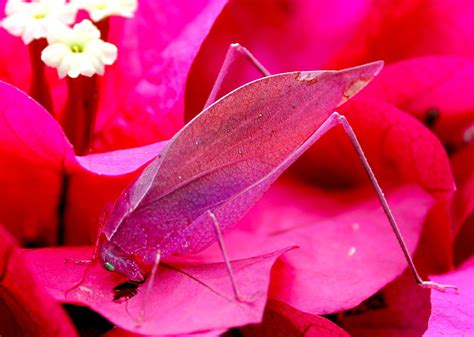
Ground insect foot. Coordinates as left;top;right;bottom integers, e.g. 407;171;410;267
64;257;94;266
235;290;264;304
419;280;459;294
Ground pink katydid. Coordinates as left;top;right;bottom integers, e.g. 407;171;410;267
78;44;456;311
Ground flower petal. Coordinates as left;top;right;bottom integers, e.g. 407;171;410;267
328;0;474;66
23;246;293;335
425;257;474;336
359;56;474;150
337;270;431;336
0;81;73;244
0;226;78;336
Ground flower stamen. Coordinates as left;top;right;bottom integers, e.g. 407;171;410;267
70;44;83;53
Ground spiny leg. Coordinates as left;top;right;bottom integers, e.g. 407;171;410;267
204;43;271;109
208;210;251;302
334;112;458;293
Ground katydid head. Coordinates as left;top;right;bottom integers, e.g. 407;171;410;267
99;238;145;283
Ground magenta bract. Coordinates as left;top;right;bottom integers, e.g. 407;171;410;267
425;257;474;336
23;246;293;335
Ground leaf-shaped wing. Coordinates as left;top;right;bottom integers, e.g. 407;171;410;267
104;62;383;259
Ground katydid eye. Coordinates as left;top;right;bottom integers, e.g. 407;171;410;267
104;262;115;272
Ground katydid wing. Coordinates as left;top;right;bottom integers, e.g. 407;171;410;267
97;62;383;282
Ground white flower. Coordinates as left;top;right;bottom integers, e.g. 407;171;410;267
1;0;78;44
41;19;117;78
72;0;137;22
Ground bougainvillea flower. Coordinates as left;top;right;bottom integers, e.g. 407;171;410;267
1;0;472;335
0;226;78;336
23;246;293;335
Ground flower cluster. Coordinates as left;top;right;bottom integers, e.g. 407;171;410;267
1;0;137;78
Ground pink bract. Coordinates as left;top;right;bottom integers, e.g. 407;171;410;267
23;246;293;335
0;226;77;337
425;257;474;336
337;270;431;336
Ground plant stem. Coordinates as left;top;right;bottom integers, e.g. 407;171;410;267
62;75;99;155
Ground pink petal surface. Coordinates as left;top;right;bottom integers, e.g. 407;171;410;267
424;257;474;336
24;246;293;335
103;63;382;267
265;187;431;314
337;270;431;337
360;56;474;149
240;300;349;337
354;56;474;269
0;81;72;163
0;226;78;337
0;81;72;244
73;141;168;176
329;0;474;67
95;0;227;151
451;143;474;221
